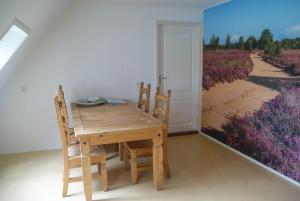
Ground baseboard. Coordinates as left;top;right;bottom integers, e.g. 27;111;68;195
200;132;300;188
168;130;199;137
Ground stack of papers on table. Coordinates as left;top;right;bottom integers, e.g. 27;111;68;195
107;98;126;105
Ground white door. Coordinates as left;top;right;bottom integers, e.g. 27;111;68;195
158;22;200;133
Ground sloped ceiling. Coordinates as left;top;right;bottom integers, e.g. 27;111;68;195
0;0;226;89
93;0;227;9
0;0;72;89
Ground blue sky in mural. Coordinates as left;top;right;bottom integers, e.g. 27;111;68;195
204;0;300;44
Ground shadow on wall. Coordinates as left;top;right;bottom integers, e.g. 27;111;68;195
246;75;300;92
201;128;227;144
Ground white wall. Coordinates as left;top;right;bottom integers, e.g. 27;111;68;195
0;0;71;88
0;0;203;154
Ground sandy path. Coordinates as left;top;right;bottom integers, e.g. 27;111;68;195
201;53;299;131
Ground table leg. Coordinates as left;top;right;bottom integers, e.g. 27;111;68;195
152;129;164;190
80;138;92;201
119;142;125;161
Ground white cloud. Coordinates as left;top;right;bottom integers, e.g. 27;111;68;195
287;23;300;34
231;34;240;42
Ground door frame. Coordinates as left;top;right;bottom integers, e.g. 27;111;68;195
156;20;202;133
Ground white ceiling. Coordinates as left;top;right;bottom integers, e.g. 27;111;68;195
0;0;72;88
0;0;227;89
91;0;227;9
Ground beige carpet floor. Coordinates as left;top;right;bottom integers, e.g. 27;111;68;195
0;134;299;201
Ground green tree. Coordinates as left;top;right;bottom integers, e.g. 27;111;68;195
232;42;238;49
245;36;257;51
275;43;282;56
226;34;231;49
258;29;273;50
264;43;275;55
210;34;216;49
264;42;282;56
274;41;282;56
209;34;220;50
280;38;300;49
296;38;300;48
281;38;291;49
215;37;220;50
238;36;244;50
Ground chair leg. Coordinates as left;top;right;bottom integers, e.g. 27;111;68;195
114;143;119;152
163;155;171;179
124;145;130;170
62;167;69;197
163;139;171;178
100;160;108;192
119;142;124;161
98;163;101;175
130;152;138;184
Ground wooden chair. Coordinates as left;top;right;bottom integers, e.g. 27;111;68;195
54;95;108;197
124;86;171;184
119;82;151;161
57;85;77;144
137;82;151;113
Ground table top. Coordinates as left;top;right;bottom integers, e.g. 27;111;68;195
71;103;164;137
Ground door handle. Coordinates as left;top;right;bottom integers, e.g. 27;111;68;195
159;75;168;80
159;75;167;87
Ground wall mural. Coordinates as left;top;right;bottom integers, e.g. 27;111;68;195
202;0;300;182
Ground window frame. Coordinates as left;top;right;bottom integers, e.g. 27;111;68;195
0;18;31;70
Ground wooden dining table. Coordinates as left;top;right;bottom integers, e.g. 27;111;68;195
71;103;165;201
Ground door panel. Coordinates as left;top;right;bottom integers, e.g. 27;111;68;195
164;32;193;93
169;100;192;124
158;23;200;133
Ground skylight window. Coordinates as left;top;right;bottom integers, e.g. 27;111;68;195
0;19;30;71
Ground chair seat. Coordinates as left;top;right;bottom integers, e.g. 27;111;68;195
68;128;78;143
69;127;75;134
68;144;107;168
126;140;152;148
125;140;153;157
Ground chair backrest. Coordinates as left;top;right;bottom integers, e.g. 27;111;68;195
153;86;172;131
57;85;72;143
137;82;151;113
54;95;69;162
57;85;69;125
